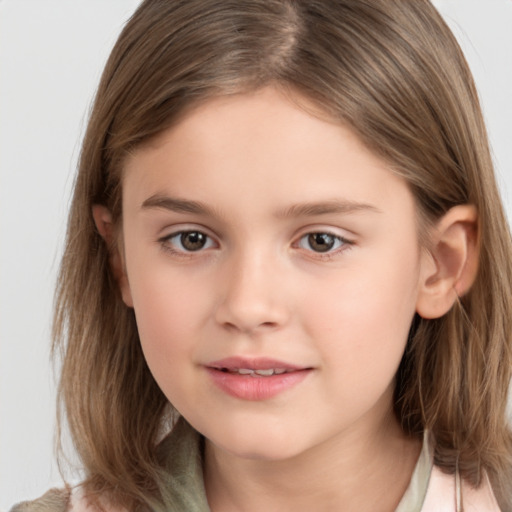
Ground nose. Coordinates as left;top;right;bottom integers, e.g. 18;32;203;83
214;249;290;334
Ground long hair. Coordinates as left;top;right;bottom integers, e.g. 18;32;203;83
54;0;512;509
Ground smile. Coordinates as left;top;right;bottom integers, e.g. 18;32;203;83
206;357;312;400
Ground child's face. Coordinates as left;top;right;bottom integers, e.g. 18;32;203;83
120;87;424;460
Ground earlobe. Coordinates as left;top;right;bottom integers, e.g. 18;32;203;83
92;205;134;308
416;205;479;319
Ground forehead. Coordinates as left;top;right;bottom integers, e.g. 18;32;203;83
122;86;415;223
133;86;339;158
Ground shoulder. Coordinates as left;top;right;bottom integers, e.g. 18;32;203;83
9;488;70;512
9;487;127;512
422;465;502;512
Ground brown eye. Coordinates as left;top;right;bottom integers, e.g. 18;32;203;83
162;230;215;253
307;233;336;252
296;232;349;254
180;231;208;251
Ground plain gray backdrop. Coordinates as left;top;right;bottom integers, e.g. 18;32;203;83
1;1;511;509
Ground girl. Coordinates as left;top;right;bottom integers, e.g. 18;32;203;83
13;0;512;510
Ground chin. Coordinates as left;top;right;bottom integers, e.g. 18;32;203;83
186;407;327;462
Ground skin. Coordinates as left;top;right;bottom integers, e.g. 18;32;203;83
96;86;477;511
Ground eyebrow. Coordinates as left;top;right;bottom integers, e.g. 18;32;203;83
141;195;217;216
276;199;381;218
141;194;381;218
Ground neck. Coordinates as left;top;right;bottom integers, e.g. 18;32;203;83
203;404;421;512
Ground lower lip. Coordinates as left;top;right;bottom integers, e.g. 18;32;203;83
205;368;311;401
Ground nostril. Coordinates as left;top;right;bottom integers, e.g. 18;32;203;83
222;320;279;334
222;322;240;333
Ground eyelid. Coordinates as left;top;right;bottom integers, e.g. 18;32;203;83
292;227;355;257
157;224;220;255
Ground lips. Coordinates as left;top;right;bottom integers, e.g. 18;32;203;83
205;357;312;400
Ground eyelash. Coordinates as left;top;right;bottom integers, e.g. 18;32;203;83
158;230;354;259
294;232;353;259
158;230;217;258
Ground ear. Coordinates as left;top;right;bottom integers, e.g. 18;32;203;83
92;205;134;307
416;205;479;319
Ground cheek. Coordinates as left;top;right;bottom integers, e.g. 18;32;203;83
126;261;213;387
301;247;419;391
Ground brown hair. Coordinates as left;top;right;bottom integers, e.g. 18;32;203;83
54;0;512;509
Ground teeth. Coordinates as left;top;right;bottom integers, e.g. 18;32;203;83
254;369;275;376
228;368;290;377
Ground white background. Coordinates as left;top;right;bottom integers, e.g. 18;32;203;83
1;1;511;509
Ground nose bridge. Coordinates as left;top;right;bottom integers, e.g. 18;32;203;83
215;244;289;333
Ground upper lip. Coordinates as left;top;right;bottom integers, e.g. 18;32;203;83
206;356;308;371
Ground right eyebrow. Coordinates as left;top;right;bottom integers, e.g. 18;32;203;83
140;194;217;216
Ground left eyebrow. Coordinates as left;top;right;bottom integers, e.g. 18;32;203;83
276;199;381;218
